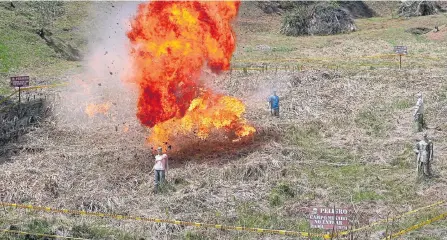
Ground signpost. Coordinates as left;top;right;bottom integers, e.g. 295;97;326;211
394;46;408;69
309;206;350;237
10;76;30;109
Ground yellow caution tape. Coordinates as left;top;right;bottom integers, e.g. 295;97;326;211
0;82;68;112
1;228;88;240
1;201;444;238
20;83;68;91
0;201;447;240
0;90;19;105
0;83;68;105
0;202;318;237
382;211;447;240
333;200;446;237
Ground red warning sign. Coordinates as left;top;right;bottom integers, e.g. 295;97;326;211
309;207;349;230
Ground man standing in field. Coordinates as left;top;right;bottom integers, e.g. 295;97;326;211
153;146;168;193
414;132;433;177
413;93;425;132
268;90;280;117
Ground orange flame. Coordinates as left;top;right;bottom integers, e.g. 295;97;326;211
85;102;111;117
127;1;255;147
123;125;129;132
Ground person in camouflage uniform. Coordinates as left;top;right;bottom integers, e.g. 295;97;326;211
413;93;425;132
414;132;433;177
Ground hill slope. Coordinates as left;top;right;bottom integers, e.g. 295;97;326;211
1;2;447;240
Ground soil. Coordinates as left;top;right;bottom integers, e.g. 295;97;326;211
426;25;447;41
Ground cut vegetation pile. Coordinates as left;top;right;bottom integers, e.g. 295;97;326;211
398;0;438;17
0;97;47;162
280;3;356;36
405;27;432;35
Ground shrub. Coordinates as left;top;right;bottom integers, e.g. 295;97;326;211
398;1;438;17
281;3;356;36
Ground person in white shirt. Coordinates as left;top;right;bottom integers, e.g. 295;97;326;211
153;146;168;193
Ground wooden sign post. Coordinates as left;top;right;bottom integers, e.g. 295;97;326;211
10;76;30;110
394;46;408;69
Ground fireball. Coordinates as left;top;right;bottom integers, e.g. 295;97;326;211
127;1;255;148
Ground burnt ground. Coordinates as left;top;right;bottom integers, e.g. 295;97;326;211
0;97;48;164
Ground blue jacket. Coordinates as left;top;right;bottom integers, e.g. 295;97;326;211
269;95;279;109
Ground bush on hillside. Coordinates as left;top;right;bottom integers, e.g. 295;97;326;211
398;1;438;17
257;1;313;15
259;1;376;19
280;3;356;36
338;1;376;18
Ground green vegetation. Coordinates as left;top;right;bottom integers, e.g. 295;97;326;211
71;223;136;239
0;43;14;73
269;182;295;206
235;202;283;229
1;220;140;240
26;218;52;234
391;143;414;168
287;123;321;145
392;98;412;110
0;2;87;80
353;190;384;202
355;105;389;137
185;231;207;240
0;2;89;97
436;85;447;102
287;124;356;163
234;202;311;233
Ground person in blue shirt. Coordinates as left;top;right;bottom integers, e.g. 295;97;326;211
268;90;280;117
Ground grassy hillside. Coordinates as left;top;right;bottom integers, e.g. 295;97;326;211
0;2;92;94
1;2;447;240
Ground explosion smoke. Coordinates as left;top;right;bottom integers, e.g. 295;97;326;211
127;1;255;148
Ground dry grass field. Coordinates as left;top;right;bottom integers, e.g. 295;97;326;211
1;2;447;240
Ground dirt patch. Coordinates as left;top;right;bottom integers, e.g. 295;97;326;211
426;25;447;41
